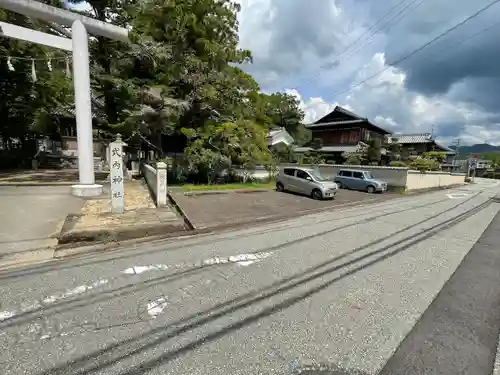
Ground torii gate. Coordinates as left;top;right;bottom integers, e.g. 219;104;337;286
0;0;129;197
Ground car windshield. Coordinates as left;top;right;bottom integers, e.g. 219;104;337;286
364;172;374;179
308;170;329;182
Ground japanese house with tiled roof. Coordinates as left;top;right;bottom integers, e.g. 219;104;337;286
386;132;456;166
386;133;454;154
294;106;391;161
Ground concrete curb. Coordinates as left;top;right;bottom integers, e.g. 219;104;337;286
406;183;467;195
167;192;196;230
53;197;385;260
54;227;212;259
57;213;188;245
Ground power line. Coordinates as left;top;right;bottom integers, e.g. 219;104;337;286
293;0;423;88
332;0;426;70
331;0;500;100
426;20;500;64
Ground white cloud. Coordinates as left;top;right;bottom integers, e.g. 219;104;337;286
284;89;336;124
285;52;495;145
236;0;500;146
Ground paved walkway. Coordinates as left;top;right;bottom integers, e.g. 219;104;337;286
0;186;84;264
58;181;185;246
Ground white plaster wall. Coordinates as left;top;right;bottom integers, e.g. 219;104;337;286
406;171;466;190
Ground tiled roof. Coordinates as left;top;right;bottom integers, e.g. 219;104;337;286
51;92;106;119
268;128;284;138
305;119;365;128
267;128;294;146
390;133;455;151
433;142;454;152
334;106;364;120
390;133;432;144
294;142;366;153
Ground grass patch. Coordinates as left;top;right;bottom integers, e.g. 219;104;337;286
181;181;275;191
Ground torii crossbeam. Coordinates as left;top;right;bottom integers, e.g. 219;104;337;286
0;0;130;197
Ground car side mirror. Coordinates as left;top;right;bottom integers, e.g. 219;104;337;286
306;176;312;181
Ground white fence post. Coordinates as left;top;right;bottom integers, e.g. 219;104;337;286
156;161;167;207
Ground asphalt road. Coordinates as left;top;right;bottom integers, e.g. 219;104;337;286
1;180;500;375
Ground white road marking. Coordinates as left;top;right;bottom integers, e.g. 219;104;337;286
122;265;169;275
202;251;273;267
0;279;109;322
0;311;15;322
147;297;168;318
122;251;274;277
228;252;273;266
446;193;470;199
41;280;109;305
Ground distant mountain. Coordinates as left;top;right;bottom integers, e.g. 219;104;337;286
449;143;500;155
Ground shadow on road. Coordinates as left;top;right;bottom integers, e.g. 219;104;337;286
29;196;492;375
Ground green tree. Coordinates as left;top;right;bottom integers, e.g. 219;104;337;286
410;158;439;172
365;138;382;164
182;119;273;183
0;4;73;165
131;0;252;124
68;0;140;131
303;138;324;164
342;152;362;165
383;137;402;162
247;92;310;144
423;151;446;164
271;143;293;163
265;93;304;133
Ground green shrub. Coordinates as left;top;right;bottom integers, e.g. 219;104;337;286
390;161;407;167
409;158;439;172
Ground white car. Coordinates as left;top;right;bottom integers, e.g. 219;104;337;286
276;167;338;200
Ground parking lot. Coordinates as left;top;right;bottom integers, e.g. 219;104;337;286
169;188;398;230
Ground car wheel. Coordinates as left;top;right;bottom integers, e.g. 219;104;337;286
366;185;375;194
312;189;323;200
276;182;285;192
336;182;343;189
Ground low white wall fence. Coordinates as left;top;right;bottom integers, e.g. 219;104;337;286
234;164;466;191
406;170;465;190
141;162;167;207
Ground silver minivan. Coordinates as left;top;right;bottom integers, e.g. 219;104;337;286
334;169;387;193
276;167;338;200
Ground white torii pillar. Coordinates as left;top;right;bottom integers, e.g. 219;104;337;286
0;0;129;197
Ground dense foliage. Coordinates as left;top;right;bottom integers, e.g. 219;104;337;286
0;0;309;178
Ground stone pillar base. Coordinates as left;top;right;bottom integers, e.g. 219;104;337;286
71;184;103;197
